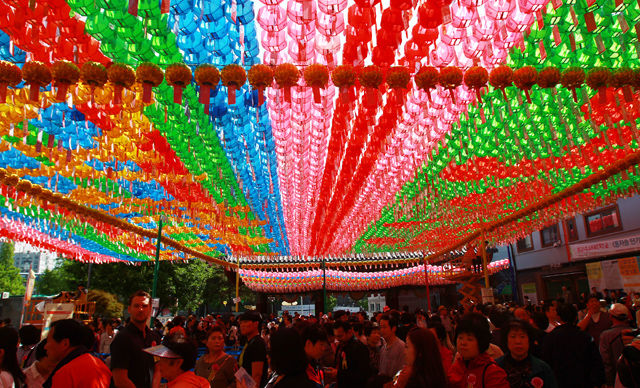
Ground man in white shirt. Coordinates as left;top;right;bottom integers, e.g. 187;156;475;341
543;304;559;332
378;314;405;378
22;340;56;388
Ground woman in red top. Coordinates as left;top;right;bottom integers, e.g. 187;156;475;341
428;322;454;375
448;313;509;388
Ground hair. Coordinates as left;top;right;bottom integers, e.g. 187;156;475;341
203;326;225;354
380;314;399;329
587;293;600;302
427;321;447;343
0;326;26;384
283;314;292;323
34;339;48;361
542;304;555;313
406;328;448;388
129;290;151;306
163;333;198;371
367;375;393;388
334;310;349;321
363;322;380;337
489;307;510;329
333;320;352;333
322;322;334;337
239;311;262;324
18;325;41;347
400;312;413;325
531;312;549;331
454;313;491;354
300;324;328;345
500;318;534;349
83;324;96;349
557;304;578;324
351;322;364;336
50;319;85;347
269;328;308;375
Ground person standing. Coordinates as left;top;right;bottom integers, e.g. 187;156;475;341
324;320;373;387
562;287;574;305
398;328;448;388
541;304;605;388
143;333;209;387
0;326;26;388
238;311;268;388
42;319;112;388
22;340;56;388
439;307;453;341
543;305;559;333
111;290;162;388
364;323;382;376
194;326;238;388
379;314;406;378
598;304;632;388
577;294;612;348
301;324;328;388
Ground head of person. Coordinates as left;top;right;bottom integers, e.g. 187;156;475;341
239;311;261;337
364;322;381;346
489;307;510;330
0;326;25;384
405;328;448;388
439;306;448;316
334;310;349;322
128;290;152;325
587;294;601;311
427;321;447;347
32;339;56;377
357;311;367;322
610;304;629;323
591;287;597;293
322;322;335;343
144;333;198;382
205;326;226;355
103;319;115;335
18;325;41;348
557;303;578;325
45;319;85;364
454;313;491;360
542;303;557;322
379;314;398;341
283;314;292;325
514;308;529;321
269;328;308;376
501;319;535;361
301;324;328;360
531;311;549;331
333;320;353;346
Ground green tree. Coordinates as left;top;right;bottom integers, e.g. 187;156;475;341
88;290;124;317
357;298;368;311
0;242;25;295
327;295;337;312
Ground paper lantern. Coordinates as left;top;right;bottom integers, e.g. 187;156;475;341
536;67;561;89
438;67;463;103
107;63;135;105
513;66;537;103
165;62;192;104
221;64;247;105
135;62;164;103
359;64;384;107
248;64;274;105
0;61;22;102
560;66;585;102
586;67;611;104
463;66;489;103
331;64;357;103
195;64;220;108
610;67;634;102
274;63;300;102
415;66;439;102
303;63;329;104
22;61;52;102
489;65;513;101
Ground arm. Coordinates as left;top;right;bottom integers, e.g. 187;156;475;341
250;361;264;386
599;334;615;387
112;369;138;388
576;313;591;330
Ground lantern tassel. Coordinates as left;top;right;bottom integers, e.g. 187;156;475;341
113;84;123;105
173;86;183;104
29;84;39;102
199;85;210;105
228;84;236;105
56;83;68;101
312;85;321;104
258;85;265;106
598;86;607;105
0;83;6;103
142;83;153;103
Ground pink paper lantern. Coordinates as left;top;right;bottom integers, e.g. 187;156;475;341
450;2;477;29
518;0;547;13
257;5;288;31
317;0;348;14
315;13;345;36
287;20;316;41
261;30;288;52
287;0;317;24
485;0;515;20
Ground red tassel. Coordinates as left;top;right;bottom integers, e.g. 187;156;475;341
312;85;321;104
598;86;607;104
524;89;532;104
475;89;483;104
89;85;95;105
29;84;39;101
623;85;633;103
47;134;55;148
284;87;291;103
449;88;457;104
395;88;404;105
113;84;123;105
142;83;153;103
228;85;236;105
56;83;68;101
340;86;350;104
161;0;171;13
173;86;183;104
258;85;265;106
0;84;7;103
128;0;138;16
571;88;578;102
199;85;210;105
366;87;378;108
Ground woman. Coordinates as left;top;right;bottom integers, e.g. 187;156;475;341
0;326;26;388
99;320;117;355
428;322;454;375
239;328;310;388
194;326;238;388
495;319;558;388
394;328;448;388
448;313;509;388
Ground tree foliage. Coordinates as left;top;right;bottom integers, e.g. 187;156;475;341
35;257;256;315
0;242;25;295
88;290;124;318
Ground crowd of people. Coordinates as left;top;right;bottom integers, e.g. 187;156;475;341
0;288;639;388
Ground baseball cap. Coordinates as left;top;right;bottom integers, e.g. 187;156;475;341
143;333;194;360
610;303;629;320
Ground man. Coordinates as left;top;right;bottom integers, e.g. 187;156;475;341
599;304;632;388
543;304;559;332
43;319;111;388
562;286;574;304
395;313;415;343
379;314;405;378
364;322;382;375
238;311;268;388
301;324;328;388
578;294;612;348
591;287;604;300
356;311;367;323
514;307;530;322
23;339;56;387
110;290;162;388
143;333;208;387
334;310;349;322
325;320;373;387
439;306;453;340
541;304;606;388
283;314;293;329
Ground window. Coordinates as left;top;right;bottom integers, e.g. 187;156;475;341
584;205;622;237
541;224;561;247
517;235;534;253
565;217;579;242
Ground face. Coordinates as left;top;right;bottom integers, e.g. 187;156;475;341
305;340;326;360
206;330;225;353
588;298;600;311
379;319;395;340
333;327;352;345
545;306;557;321
405;337;417;366
367;329;381;345
44;327;68;364
128;296;152;324
156;357;183;381
106;323;114;335
507;329;529;360
457;332;480;360
440;308;447;316
514;309;529;321
239;320;258;336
